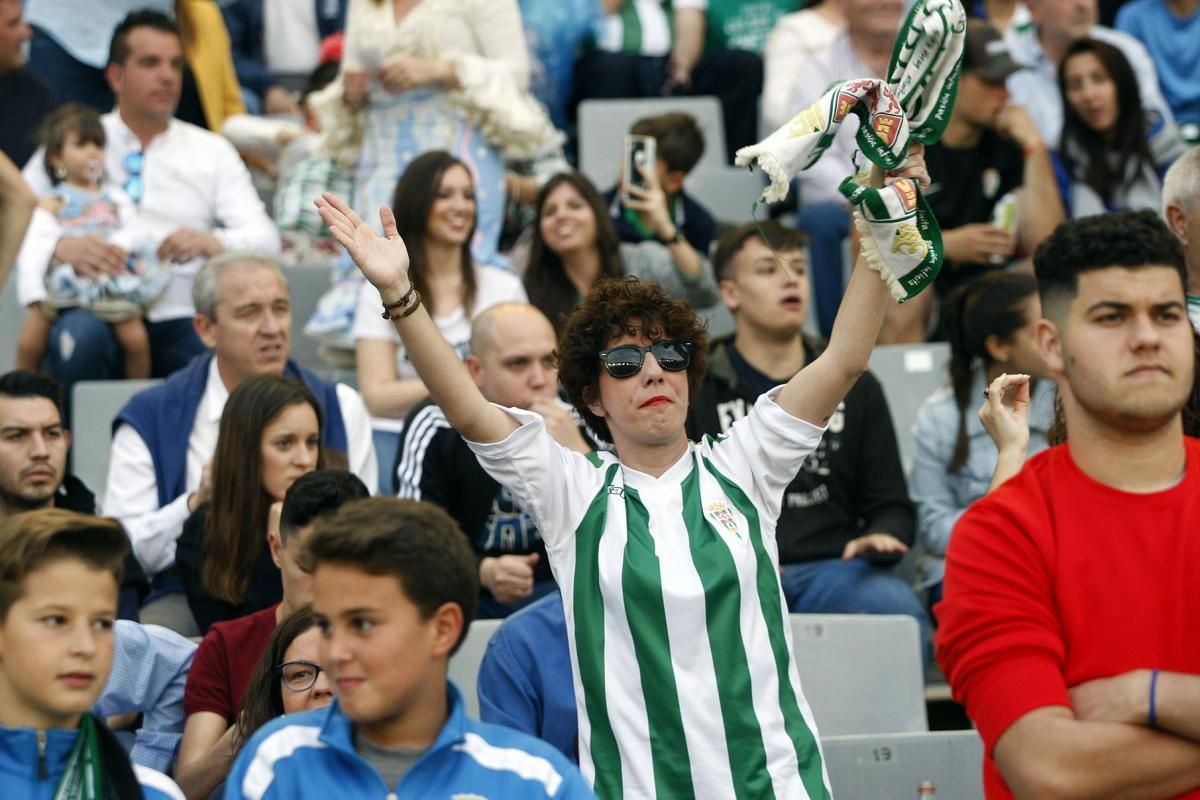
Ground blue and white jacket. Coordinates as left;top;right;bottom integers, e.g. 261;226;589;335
226;683;594;799
0;723;184;800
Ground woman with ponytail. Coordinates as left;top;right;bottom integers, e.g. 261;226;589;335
0;509;183;799
909;272;1053;607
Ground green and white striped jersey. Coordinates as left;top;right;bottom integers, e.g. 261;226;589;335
470;390;834;799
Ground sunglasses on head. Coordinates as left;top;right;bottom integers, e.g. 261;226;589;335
598;340;692;379
123;151;144;204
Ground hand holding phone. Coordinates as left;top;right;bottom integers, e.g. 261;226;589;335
622;135;656;205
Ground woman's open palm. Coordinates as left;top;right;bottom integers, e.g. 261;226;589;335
315;192;411;294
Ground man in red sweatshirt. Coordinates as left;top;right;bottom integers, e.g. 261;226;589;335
936;208;1200;799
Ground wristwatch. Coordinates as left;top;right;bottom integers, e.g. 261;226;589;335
656;228;685;246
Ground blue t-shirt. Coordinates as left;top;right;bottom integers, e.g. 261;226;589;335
1116;0;1200;126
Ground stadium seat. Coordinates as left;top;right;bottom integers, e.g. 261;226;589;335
282;264;334;374
447;618;504;719
867;342;952;473
447;612;926;732
790;613;928;736
578;97;727;190
0;273;21;375
682;166;768;225
820;730;984;799
71;379;162;504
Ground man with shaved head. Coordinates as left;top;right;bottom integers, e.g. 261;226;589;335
393;302;594;618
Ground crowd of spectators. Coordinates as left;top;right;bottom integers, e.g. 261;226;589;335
1;0;1199;798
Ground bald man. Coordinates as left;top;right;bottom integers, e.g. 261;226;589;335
393;303;595;618
1162;147;1200;331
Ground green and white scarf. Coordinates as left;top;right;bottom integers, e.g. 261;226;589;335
52;715;105;800
736;0;966;301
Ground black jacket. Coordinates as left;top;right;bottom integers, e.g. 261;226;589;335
686;335;915;564
55;475;150;621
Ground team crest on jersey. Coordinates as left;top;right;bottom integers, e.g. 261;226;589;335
706;501;742;539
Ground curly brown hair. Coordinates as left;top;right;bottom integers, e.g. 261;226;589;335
557;277;708;443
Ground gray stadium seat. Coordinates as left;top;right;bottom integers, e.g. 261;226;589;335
791;614;928;736
578;97;727;190
282;264;333;374
448;612;926;732
448;618;504;719
867;342;952;474
0;272;21;375
680;166;767;225
820;730;984;799
71;379;162;505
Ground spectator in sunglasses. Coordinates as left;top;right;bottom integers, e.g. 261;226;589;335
315;138;929;799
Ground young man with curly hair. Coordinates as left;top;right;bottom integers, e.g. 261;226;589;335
314;145;926;799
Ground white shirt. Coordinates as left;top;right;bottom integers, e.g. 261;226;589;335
264;0;321;75
469;390;831;797
788;32;880;207
351;266;527;432
21;113;281;322
762;10;844;131
1006;24;1176;148
105;358;377;575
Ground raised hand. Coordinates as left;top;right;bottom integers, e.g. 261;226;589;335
315;192;411;301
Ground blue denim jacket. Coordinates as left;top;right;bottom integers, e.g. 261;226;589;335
908;375;1054;588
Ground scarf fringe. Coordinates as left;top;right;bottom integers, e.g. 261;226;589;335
851;209;908;302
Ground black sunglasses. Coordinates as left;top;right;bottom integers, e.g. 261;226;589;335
598;340;692;379
274;660;325;692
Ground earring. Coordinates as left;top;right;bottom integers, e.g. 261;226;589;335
52;163;68;181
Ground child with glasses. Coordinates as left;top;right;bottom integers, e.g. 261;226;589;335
234;607;333;756
15;104;167;380
316;134;929;800
0;509;183;798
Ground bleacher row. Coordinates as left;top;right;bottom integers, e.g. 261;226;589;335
446;615;984;799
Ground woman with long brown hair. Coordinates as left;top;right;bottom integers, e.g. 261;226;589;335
234;607;334;752
176;375;324;633
351;150;525;491
523;171;720;336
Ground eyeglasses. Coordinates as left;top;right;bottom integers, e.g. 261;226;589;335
274;660;325;692
123;151;144;204
597;340;692;379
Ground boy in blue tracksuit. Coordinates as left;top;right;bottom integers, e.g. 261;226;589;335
226;498;593;799
0;509;183;799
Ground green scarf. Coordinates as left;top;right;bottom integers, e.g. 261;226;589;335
52;715;105;800
736;0;966;302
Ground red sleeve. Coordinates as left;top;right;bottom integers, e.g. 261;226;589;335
934;479;1071;754
183;627;234;722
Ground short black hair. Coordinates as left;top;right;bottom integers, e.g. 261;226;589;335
1034;210;1187;312
303;498;478;654
107;9;179;68
0;371;64;418
279;469;370;542
712;220;809;282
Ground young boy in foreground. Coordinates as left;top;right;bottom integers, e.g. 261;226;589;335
226;497;592;799
0;508;183;798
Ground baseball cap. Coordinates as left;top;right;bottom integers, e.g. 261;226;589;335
961;20;1024;83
